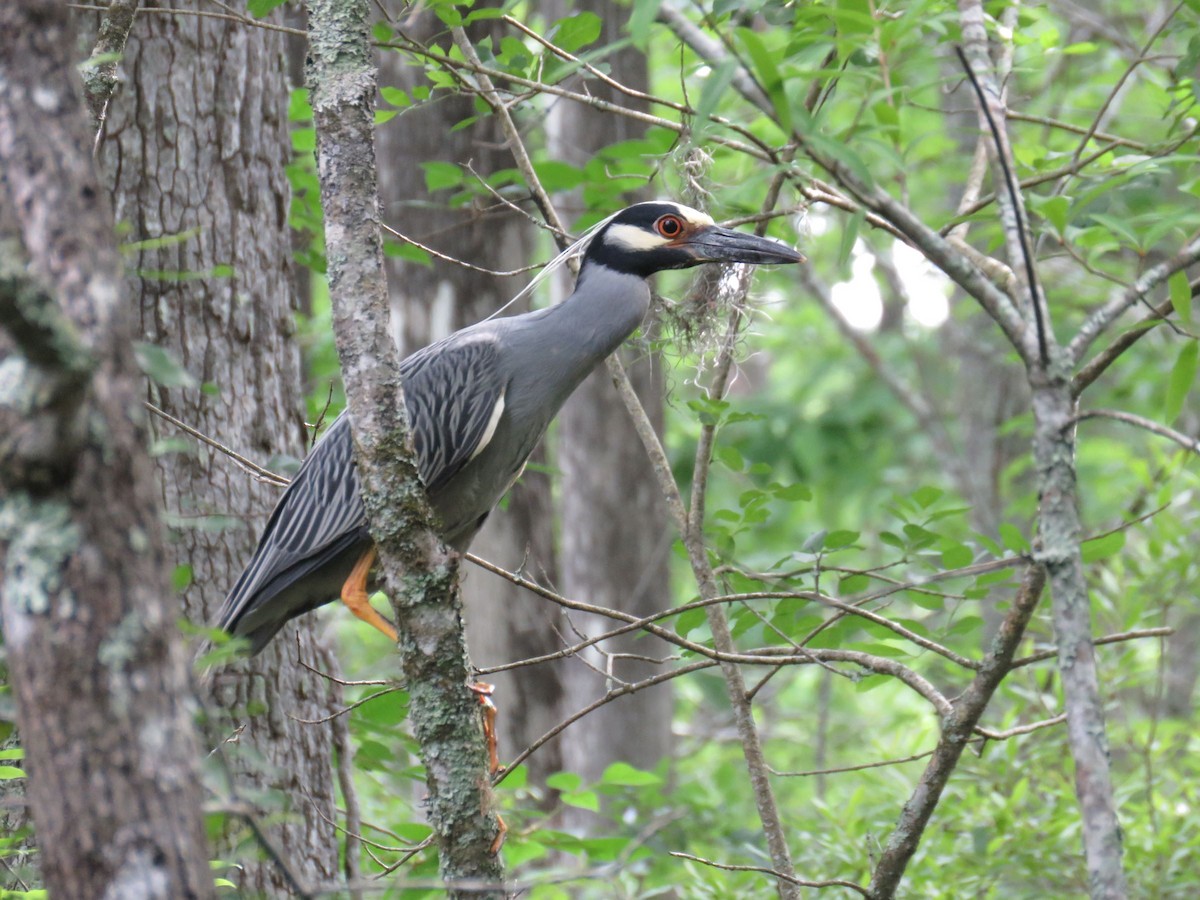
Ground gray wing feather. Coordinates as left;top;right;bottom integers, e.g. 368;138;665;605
402;331;505;491
216;329;505;635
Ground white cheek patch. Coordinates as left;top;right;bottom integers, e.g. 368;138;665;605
604;223;670;252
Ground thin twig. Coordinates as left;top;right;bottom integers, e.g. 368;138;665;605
68;2;308;36
1010;628;1173;670
143;401;290;486
379;221;541;277
669;852;870;898
1068;238;1200;365
1074;409;1200;455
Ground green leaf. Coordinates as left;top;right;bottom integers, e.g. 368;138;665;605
532;160;584;193
941;541;974;569
801;530;828;553
0;765;25;779
1081;529;1126;563
172;564;193;592
836;207;863;276
838;573;869;594
1169;271;1193;328
737;28;792;133
134;342;200;390
694;59;737;134
551;12;602;53
627;0;664;48
997;523;1029;553
421;160;463;193
825;530;860;549
0;748;23;760
1031;195;1069;234
601;762;661;786
380;86;410;109
246;0;287;17
562;790;599;812
913;486;944;509
1164;341;1198;424
774;483;813;502
546;771;582;792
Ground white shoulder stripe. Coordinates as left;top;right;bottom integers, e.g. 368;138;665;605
468;389;506;462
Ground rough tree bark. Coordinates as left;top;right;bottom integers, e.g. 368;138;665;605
86;4;344;891
305;0;505;892
545;0;675;787
0;2;214;896
377;16;564;786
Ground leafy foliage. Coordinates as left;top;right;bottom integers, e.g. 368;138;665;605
192;0;1200;896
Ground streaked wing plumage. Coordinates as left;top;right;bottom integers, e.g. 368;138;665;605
216;330;506;637
401;331;506;492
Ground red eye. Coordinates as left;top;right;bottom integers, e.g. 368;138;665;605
656;215;683;238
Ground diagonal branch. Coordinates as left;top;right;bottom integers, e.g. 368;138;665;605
867;564;1046;898
1067;238;1200;366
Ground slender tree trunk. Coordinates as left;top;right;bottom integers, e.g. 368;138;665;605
377;17;565;786
0;3;214;895
92;4;342;890
545;0;675;789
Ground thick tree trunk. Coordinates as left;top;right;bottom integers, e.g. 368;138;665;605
545;0;675;787
93;4;342;891
0;3;214;896
377;18;565;786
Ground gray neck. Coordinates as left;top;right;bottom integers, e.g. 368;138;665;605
552;262;651;361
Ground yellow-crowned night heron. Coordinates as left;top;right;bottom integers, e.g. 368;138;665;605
215;201;801;653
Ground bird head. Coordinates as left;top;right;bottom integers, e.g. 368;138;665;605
583;201;804;278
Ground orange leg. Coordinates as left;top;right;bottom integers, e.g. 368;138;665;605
469;681;506;854
340;546;398;643
470;681;500;774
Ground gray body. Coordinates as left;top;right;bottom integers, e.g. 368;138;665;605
215;201;801;654
218;267;649;653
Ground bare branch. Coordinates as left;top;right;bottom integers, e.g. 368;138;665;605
868;565;1046;898
380;221;542;277
1011;628;1173;670
669;852;869;898
1067;238;1200;365
1074;409;1200;455
144;401;291;486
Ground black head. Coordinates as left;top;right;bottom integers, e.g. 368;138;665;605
582;201;804;278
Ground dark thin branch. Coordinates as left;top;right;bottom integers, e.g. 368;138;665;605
670;852;869;898
954;44;1050;365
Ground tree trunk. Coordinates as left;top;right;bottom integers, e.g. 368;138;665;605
545;0;675;790
0;2;214;895
377;18;565;786
92;3;342;890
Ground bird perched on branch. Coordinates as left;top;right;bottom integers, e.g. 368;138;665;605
215;201;802;654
